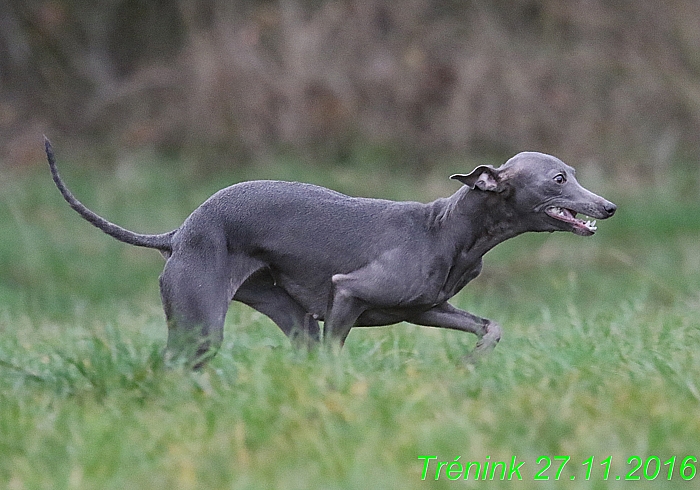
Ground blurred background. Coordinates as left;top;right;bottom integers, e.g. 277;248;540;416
2;0;700;181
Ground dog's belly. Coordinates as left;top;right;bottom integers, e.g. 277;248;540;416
274;276;433;327
355;306;433;327
276;282;434;328
279;280;330;319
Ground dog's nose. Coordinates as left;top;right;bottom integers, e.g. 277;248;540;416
604;201;617;217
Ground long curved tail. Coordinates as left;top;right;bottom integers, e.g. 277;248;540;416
44;136;175;256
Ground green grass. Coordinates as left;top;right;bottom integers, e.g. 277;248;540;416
1;155;699;489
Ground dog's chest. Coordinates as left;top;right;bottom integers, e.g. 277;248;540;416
439;255;483;301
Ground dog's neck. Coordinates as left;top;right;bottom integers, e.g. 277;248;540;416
431;186;527;257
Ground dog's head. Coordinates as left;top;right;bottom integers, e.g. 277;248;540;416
451;152;616;236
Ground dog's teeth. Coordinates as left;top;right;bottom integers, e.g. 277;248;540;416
585;219;598;231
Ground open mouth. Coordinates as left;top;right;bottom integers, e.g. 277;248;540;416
545;206;597;236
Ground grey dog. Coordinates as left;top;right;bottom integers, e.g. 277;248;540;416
45;138;616;368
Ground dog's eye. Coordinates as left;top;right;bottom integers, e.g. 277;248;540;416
553;173;566;184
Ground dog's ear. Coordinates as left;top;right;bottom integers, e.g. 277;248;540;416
451;165;503;192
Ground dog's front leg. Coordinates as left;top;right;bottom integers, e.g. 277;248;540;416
323;273;367;348
412;302;502;362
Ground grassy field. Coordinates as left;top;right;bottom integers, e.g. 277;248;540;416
1;153;699;489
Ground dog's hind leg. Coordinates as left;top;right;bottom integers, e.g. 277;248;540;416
159;249;233;369
234;273;321;348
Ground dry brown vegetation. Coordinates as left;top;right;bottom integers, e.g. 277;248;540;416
2;0;700;173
